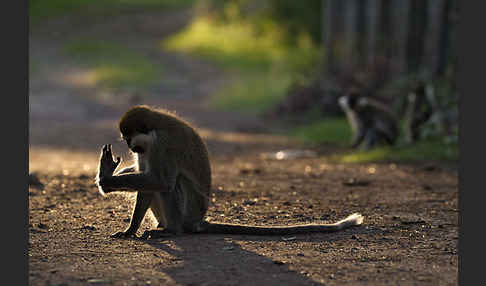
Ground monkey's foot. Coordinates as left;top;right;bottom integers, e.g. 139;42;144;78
141;229;174;240
111;230;138;239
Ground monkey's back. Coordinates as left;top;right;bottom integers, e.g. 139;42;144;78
156;110;212;198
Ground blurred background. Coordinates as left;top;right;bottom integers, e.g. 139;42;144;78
29;0;459;173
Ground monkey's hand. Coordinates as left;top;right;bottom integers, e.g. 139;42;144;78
98;144;121;179
96;144;121;194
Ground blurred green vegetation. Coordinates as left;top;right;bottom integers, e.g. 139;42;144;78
161;1;457;164
163;16;319;72
162;9;320;114
209;73;294;114
334;139;458;164
63;39;163;89
196;0;323;45
290;118;352;147
288;117;458;163
29;0;196;26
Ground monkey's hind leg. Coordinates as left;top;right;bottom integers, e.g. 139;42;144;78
361;130;379;150
143;179;187;239
112;192;154;239
140;193;177;239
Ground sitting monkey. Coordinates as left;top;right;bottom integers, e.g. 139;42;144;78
339;90;399;150
96;105;363;238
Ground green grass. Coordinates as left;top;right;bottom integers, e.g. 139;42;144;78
163;16;319;114
208;72;293;114
335;139;458;164
290;118;352;146
63;39;163;89
288;117;458;163
29;0;195;26
163;17;319;72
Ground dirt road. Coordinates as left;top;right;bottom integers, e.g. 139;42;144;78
29;8;458;286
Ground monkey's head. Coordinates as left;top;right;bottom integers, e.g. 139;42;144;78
118;105;160;154
339;89;365;111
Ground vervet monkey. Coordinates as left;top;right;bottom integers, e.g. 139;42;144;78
339;90;399;150
96;105;363;238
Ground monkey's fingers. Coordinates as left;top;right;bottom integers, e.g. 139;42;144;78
106;144;113;158
102;144;112;160
100;145;109;162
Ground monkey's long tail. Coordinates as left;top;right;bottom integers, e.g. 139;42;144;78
198;213;363;235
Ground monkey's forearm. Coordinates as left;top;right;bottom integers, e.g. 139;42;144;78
115;166;137;175
99;173;168;193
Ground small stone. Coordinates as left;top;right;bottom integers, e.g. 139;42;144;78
82;225;96;231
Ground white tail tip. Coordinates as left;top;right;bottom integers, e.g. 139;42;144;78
338;213;364;226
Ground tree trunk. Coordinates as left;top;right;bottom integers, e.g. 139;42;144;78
406;0;427;73
365;0;380;67
390;0;410;76
437;0;453;76
343;0;359;71
423;0;446;78
322;0;334;80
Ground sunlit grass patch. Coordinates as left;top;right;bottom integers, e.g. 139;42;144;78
163;16;319;114
337;148;391;163
63;39;162;89
208;72;293;114
290;118;352;146
288;117;457;163
335;139;458;163
163;17;319;72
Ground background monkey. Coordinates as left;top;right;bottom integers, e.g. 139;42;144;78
96;105;363;238
338;89;399;150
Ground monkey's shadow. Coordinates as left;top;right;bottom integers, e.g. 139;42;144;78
141;227;365;286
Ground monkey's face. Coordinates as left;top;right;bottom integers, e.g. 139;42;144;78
122;131;154;154
339;94;368;112
339;95;359;111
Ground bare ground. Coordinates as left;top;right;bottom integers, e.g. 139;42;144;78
29;9;458;286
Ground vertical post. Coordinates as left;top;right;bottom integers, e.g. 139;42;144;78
366;0;380;67
390;0;410;76
423;0;446;77
322;0;334;79
437;0;452;76
343;0;359;70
